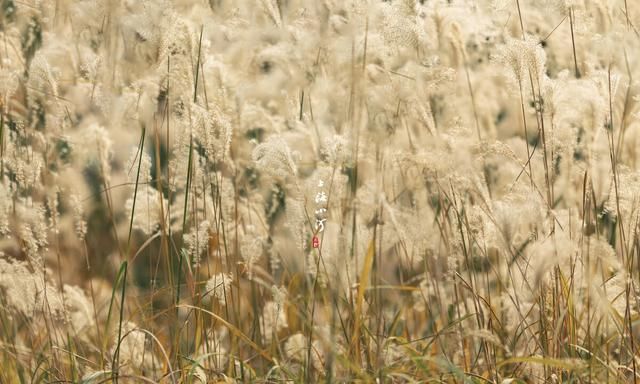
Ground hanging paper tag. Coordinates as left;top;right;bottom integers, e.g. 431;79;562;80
312;236;319;248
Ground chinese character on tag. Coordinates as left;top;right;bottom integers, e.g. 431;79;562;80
315;217;326;233
312;235;320;248
315;191;328;204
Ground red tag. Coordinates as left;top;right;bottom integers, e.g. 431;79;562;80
312;236;319;248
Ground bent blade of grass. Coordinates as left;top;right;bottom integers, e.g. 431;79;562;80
177;304;273;363
569;344;618;376
352;238;375;367
130;328;177;384
127;126;146;252
497;356;587;371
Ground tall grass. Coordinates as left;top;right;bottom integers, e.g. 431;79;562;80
0;0;639;383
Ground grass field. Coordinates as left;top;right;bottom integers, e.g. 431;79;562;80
0;0;639;382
